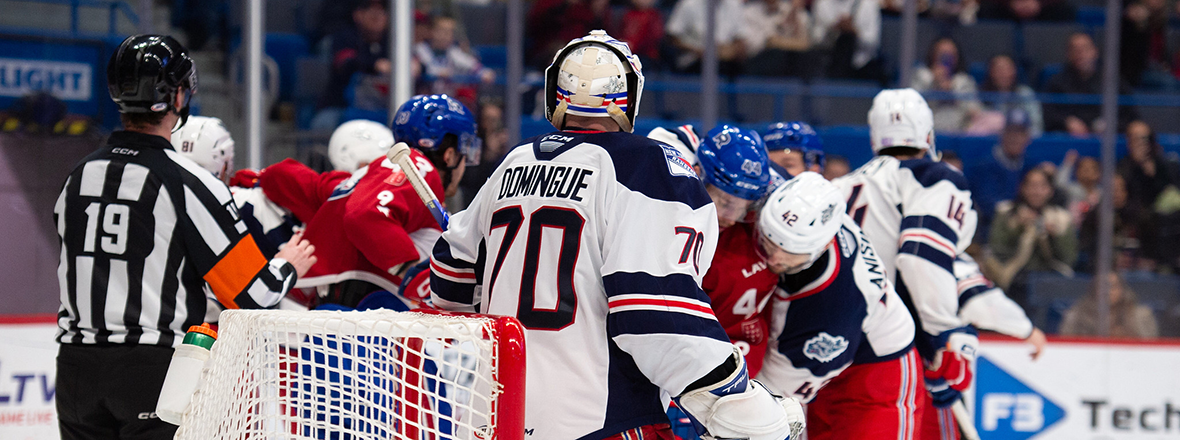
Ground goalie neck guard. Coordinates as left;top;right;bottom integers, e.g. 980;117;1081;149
545;30;645;133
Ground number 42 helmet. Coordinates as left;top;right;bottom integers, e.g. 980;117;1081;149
758;172;847;264
545;30;645;133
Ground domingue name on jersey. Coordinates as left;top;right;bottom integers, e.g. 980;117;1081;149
497;163;596;202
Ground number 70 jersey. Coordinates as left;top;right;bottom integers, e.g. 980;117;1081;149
430;131;735;440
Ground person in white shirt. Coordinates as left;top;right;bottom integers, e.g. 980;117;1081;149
665;0;748;73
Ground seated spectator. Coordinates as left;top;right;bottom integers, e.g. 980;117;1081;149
910;37;981;133
1054;150;1101;225
313;0;392;130
822;155;851;180
612;0;665;68
986;168;1078;297
414;15;494;108
1121;0;1175;89
1043;33;1138;136
1119;120;1180;210
967;108;1034;241
666;0;748;74
741;0;813;77
1060;272;1158;338
976;54;1044;137
811;0;882;80
526;0;612;70
978;0;1075;22
1078;174;1158;272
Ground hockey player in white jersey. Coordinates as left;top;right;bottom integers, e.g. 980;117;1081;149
429;30;803;440
831;89;979;440
755;172;922;440
955;254;1047;358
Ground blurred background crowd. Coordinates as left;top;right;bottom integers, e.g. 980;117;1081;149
0;0;1179;338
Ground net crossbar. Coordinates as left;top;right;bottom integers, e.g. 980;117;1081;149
176;309;523;440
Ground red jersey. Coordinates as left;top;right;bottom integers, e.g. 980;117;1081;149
260;153;444;297
701;222;779;376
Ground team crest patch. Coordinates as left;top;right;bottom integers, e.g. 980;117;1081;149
803;332;849;363
660;143;697;178
385;171;407;186
821;203;836;224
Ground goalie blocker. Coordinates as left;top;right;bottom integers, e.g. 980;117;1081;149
677;348;805;440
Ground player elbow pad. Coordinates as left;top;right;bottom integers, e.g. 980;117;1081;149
675;347;805;440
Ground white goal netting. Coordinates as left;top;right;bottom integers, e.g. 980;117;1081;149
176;309;525;440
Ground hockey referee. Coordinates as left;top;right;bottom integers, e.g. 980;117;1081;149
52;35;317;439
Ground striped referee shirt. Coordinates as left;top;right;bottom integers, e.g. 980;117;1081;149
54;131;296;347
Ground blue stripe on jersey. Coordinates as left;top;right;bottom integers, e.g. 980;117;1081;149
430;275;476;304
579;339;671;440
957;285;991;310
898;159;969;190
900;215;959;245
898;241;954;273
607;310;728;341
603;271;711;301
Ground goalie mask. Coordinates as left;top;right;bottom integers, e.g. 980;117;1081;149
757;172;846;269
171;116;234;179
545;30;644;132
868;88;936;158
328;119;395;173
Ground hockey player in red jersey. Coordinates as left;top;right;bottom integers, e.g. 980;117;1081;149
755;172;922;440
262;96;475;308
691;125;778;377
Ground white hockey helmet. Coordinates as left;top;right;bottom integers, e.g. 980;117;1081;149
647;124;700;167
545;30;645;132
758;172;847;263
171;115;235;179
868;88;936;157
328;119;395;173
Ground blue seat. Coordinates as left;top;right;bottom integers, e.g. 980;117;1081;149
475;45;507;70
1035;63;1064;89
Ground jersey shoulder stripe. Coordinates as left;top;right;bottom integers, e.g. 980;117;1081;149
897;241;954;271
898;158;968;190
899;215;959;246
524;131;712;209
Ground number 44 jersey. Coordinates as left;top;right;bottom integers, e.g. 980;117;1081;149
430;130;736;440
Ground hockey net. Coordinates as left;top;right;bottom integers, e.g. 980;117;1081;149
175;309;526;440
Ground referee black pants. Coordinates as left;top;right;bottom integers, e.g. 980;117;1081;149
56;344;178;440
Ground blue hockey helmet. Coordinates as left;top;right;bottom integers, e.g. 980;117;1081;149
392;94;481;165
698;125;771;201
763;121;825;169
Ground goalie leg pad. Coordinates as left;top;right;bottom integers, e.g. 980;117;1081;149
676;348;805;440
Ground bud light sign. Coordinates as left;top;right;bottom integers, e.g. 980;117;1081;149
0;58;91;101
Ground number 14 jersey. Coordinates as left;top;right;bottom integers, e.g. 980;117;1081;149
431;130;736;440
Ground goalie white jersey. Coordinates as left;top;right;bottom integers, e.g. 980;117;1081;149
430;130;734;440
831;156;978;357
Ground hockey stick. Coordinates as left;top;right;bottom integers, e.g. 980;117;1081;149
952;399;981;440
387;142;449;230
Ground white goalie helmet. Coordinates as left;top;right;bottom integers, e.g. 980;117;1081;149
758;172;847;263
171;115;235;179
545;30;645;132
868;88;936;157
328;119;395;173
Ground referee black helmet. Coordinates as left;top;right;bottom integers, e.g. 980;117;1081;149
107;34;197;125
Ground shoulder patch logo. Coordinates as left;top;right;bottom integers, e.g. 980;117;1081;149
803;332;849;363
837;228;854;256
660;143;698;178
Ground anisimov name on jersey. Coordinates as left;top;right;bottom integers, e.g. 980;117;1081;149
497;163;596;202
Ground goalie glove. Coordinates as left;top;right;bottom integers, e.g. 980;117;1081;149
924;328;978;408
675;347;805;440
